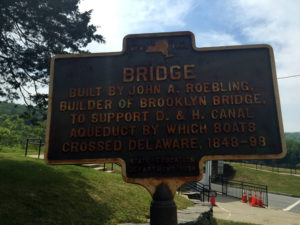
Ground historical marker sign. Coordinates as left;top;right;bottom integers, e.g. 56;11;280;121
45;31;286;194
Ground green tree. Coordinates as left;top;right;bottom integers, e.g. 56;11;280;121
0;0;104;109
0;114;45;146
0;126;12;145
286;139;300;166
274;139;300;168
0;114;24;145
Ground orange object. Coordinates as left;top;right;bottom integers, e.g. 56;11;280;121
210;197;216;206
257;191;264;207
248;189;252;204
241;188;247;203
210;190;216;206
251;190;257;207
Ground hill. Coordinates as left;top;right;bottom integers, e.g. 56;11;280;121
285;132;300;142
227;162;300;196
0;147;192;225
0;102;27;115
0;102;45;125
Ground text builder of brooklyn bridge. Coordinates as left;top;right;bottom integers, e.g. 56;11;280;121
45;32;286;181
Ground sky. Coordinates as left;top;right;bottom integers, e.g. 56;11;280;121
79;0;300;132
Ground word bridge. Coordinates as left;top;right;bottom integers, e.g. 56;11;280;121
45;31;285;194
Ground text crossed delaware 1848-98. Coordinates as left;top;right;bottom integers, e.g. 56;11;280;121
45;32;286;180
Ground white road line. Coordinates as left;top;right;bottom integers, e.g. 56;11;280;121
217;204;232;219
283;199;300;211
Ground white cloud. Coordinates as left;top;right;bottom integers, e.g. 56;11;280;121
79;0;197;52
195;31;240;47
229;0;300;132
78;0;300;131
231;0;300;75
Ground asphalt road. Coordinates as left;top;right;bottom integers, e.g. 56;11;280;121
211;183;300;214
269;193;300;214
213;195;300;225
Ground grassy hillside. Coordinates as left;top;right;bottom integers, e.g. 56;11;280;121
0;102;45;125
228;162;300;196
0;147;192;225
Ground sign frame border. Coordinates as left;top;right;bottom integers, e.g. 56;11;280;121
45;31;286;196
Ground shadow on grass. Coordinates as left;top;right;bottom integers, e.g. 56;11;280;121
0;158;113;225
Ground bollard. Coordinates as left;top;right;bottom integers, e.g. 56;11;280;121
241;188;247;203
210;189;216;206
150;183;177;225
251;190;257;207
248;189;252;204
257;191;264;207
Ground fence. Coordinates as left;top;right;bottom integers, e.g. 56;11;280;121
236;161;299;175
100;163;115;171
217;179;268;207
24;138;44;158
180;182;216;202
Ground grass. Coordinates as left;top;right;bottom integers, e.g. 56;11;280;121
0;146;193;225
228;162;300;196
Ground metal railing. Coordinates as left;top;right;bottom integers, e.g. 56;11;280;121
181;182;216;202
233;160;299;175
24;138;44;158
220;179;268;207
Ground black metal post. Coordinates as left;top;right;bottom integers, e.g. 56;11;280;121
150;183;177;225
241;182;244;199
25;139;29;157
221;178;225;195
208;189;211;202
266;185;268;207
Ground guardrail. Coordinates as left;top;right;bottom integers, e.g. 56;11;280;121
220;179;268;207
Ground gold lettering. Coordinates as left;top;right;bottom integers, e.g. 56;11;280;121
170;65;181;80
60;101;67;112
69;88;76;98
136;66;148;81
123;64;196;82
213;122;256;133
213;94;262;106
156;66;167;81
62;142;69;152
183;64;196;79
123;67;134;82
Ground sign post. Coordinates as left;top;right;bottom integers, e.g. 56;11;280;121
45;31;286;225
